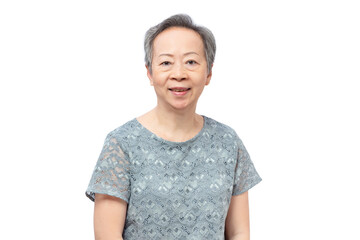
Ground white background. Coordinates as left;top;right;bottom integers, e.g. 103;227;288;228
1;0;359;239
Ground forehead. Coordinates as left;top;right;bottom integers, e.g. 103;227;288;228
152;27;204;56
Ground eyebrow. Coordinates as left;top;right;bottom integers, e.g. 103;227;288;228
158;52;200;57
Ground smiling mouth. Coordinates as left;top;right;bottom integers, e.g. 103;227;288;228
169;88;191;92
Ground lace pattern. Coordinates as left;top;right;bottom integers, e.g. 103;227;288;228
86;116;261;239
86;132;130;202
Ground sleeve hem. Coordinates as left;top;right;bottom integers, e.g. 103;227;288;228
232;177;262;196
85;190;129;203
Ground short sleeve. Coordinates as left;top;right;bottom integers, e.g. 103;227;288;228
85;132;130;203
232;136;262;195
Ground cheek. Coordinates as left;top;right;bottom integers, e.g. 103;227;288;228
193;73;210;86
151;74;167;87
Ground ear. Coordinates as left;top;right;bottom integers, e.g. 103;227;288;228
146;65;154;86
205;64;213;86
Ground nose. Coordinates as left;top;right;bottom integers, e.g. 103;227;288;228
170;63;187;81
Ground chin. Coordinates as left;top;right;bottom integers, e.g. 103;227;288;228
170;104;189;110
169;101;196;111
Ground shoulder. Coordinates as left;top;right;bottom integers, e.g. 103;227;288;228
204;116;239;138
103;118;141;147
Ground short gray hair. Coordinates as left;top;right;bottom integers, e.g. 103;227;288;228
144;14;216;74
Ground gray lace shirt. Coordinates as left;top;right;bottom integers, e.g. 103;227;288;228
86;116;262;240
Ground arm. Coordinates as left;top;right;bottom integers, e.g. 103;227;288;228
94;193;128;240
225;191;250;240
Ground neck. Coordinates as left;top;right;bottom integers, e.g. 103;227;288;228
153;104;202;133
137;100;205;142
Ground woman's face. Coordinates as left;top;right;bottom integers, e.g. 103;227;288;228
147;27;212;111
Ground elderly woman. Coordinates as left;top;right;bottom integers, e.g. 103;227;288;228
86;14;261;240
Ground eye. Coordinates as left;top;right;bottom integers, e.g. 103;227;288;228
186;60;197;65
160;61;171;66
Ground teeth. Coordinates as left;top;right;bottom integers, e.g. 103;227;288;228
171;88;189;92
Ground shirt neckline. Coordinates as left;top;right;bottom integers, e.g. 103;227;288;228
133;115;207;146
